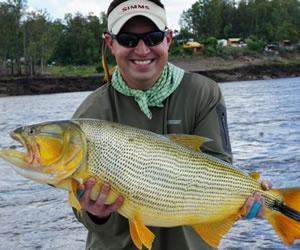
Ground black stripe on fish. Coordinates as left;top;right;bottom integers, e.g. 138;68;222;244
271;200;300;223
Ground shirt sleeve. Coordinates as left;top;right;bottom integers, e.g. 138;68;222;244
193;82;232;163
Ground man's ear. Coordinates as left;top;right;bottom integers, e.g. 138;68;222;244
166;29;173;49
104;33;115;55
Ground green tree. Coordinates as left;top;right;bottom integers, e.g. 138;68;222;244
180;0;224;39
52;12;107;65
179;0;300;43
204;36;218;55
25;10;61;75
0;0;27;75
8;0;27;75
0;2;14;75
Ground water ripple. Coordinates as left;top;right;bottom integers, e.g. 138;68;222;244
0;78;300;249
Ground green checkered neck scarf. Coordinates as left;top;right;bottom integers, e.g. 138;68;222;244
111;62;184;119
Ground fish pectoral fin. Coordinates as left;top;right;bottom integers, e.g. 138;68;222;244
68;179;82;213
167;134;212;152
129;219;155;250
192;215;237;247
129;221;143;249
249;171;260;180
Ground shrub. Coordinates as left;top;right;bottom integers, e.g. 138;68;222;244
207;47;216;56
204;37;218;49
247;40;267;51
169;44;184;57
96;64;103;73
183;48;194;56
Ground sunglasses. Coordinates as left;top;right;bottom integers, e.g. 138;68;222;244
109;30;168;48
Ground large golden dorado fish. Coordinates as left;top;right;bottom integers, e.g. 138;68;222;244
1;119;300;249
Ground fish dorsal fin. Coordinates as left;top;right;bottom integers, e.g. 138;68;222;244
129;219;155;250
250;172;260;180
167;134;211;152
192;214;237;247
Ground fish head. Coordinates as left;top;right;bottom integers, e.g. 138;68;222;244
0;120;87;185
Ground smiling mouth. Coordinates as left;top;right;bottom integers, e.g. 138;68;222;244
132;60;153;65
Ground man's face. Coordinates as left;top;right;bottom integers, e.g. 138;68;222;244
105;16;172;90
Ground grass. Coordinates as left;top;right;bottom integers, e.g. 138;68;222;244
46;65;100;77
44;49;300;77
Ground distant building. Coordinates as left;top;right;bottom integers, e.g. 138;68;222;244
265;44;278;51
183;41;204;54
218;39;227;47
228;38;241;47
283;40;291;46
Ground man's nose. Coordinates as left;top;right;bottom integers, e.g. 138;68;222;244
134;39;150;55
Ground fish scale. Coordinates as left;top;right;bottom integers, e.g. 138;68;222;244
74;120;262;223
1;119;300;249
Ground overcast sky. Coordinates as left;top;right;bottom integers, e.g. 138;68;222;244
25;0;198;30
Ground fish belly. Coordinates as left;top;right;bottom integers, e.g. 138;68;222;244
77;120;261;227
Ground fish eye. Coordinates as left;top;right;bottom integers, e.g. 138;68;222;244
26;127;35;135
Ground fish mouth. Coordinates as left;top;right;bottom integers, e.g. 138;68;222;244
8;130;39;167
0;121;87;185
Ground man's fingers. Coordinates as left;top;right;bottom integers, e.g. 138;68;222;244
244;193;264;219
82;178;95;203
95;184;111;208
256;197;265;218
109;196;124;212
78;183;85;190
261;180;273;190
253;192;262;202
78;179;124;218
101;197;124;217
245;196;255;213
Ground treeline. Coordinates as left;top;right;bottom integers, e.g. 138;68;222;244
0;0;107;76
0;0;300;77
179;0;300;43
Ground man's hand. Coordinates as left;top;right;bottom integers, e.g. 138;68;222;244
238;180;273;220
78;178;124;219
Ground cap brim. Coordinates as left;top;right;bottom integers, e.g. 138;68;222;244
111;13;165;34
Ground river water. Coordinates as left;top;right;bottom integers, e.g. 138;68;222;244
0;77;299;249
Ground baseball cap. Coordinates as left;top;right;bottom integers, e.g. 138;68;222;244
107;0;168;34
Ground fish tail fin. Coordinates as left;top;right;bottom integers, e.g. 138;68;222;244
265;187;300;244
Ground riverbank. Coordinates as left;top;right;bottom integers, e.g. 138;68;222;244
1;52;300;96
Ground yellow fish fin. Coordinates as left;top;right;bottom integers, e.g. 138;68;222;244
167;134;211;152
239;202;247;216
249;171;260;180
129;221;143;249
192;215;237;247
130;219;155;250
68;179;82;213
265;188;300;245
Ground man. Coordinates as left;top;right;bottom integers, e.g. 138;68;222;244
72;0;271;249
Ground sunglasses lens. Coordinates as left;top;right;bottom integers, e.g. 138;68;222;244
117;33;138;48
115;31;166;48
145;32;165;46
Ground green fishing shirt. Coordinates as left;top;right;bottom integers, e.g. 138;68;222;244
72;71;232;250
